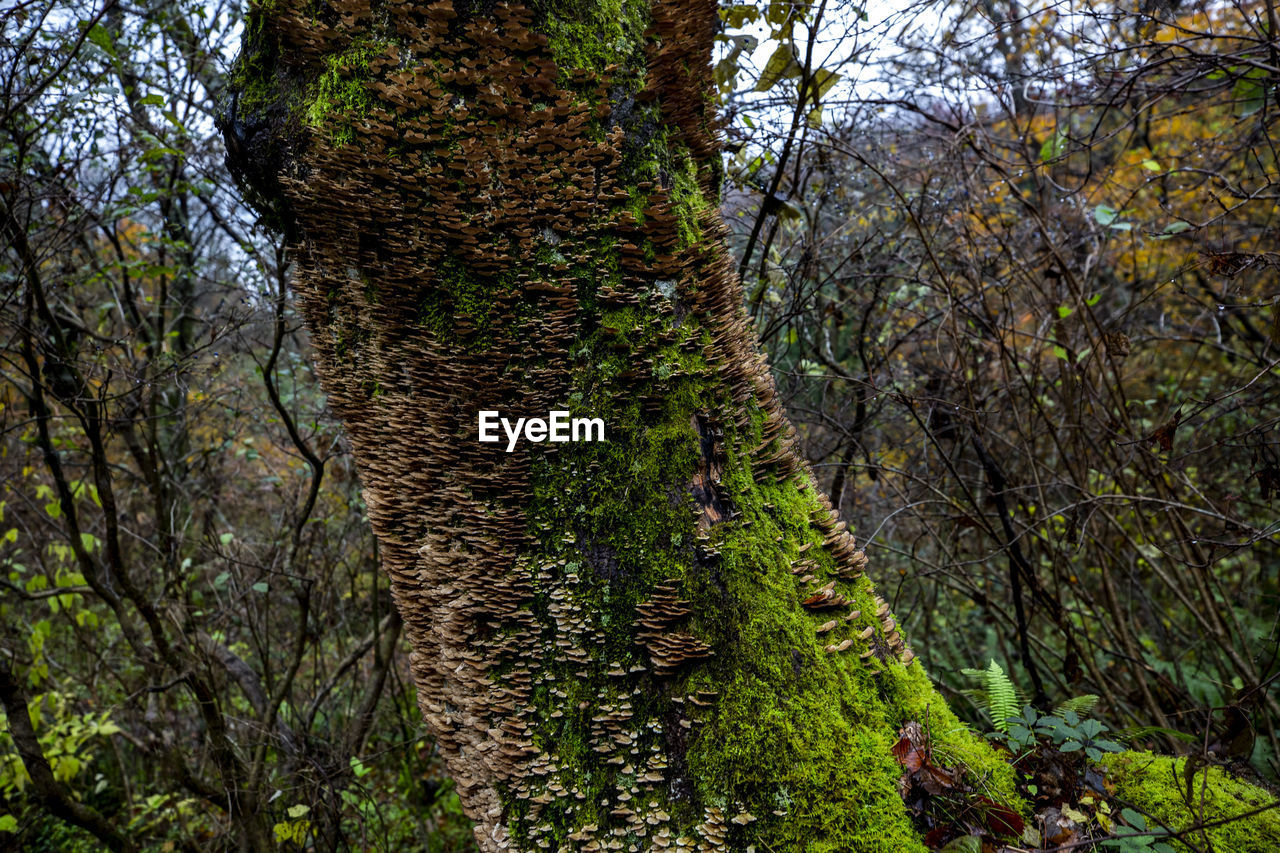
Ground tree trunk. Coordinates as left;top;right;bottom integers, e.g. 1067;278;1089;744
221;1;1276;851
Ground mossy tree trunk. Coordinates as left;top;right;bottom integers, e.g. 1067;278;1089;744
221;0;1021;849
219;2;1279;852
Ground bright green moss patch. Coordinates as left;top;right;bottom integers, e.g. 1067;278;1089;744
669;152;709;247
229;0;288;114
680;551;930;851
541;0;649;80
1105;752;1280;852
672;413;1022;849
306;40;386;146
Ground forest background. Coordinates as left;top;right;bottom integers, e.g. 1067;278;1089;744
1;0;1277;848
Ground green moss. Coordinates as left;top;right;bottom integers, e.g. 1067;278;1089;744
515;351;714;844
679;552;929;851
669;151;709;248
1106;752;1280;852
672;414;1021;849
541;0;649;79
306;40;385;146
506;261;1024;847
886;663;1019;798
415;255;520;348
228;0;284;114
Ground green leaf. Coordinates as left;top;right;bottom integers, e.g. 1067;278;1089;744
138;93;164;107
755;43;801;92
53;754;81;782
1039;129;1066;162
1094;204;1119;226
287;804;311;819
1053;694;1100;716
219;532;234;546
1008;724;1033;742
84;23;115;57
252;582;269;594
1120;808;1147;829
774;197;803;221
0;815;17;832
1115;724;1198;744
714;57;740;91
139;145;182;164
1233;76;1267;117
1052;346;1069;361
1093;203;1132;230
1057;305;1073;318
810;68;841;102
940;836;982;853
1062;805;1090;824
161;110;189;134
720;4;760;28
964;659;1020;732
1142;159;1161;171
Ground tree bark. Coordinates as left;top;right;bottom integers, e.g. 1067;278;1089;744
220;1;1278;851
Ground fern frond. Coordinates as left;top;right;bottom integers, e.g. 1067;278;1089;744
984;660;1019;732
962;659;1021;732
1053;694;1100;718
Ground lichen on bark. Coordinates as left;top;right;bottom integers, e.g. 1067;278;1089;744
220;0;1277;851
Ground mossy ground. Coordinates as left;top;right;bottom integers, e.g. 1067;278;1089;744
1105;752;1280;852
